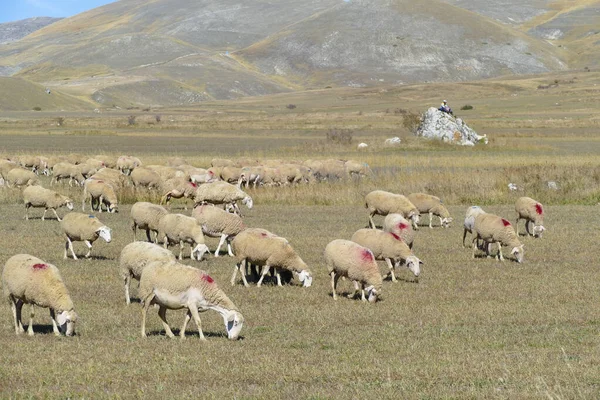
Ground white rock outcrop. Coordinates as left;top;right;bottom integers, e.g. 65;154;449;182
416;108;487;146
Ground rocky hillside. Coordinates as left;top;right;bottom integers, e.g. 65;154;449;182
0;17;62;44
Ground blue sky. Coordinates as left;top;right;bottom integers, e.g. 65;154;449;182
1;0;116;23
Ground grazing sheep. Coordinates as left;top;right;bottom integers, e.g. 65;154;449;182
0;159;18;180
462;206;486;248
6;168;39;187
91;155;116;168
91;168;130;190
82;179;118;213
239;166;265;188
472;213;524;263
166;157;187;167
66;153;86;165
2;254;77;336
220;166;243;184
515;197;546;238
77;163;98;179
160;179;198;209
146;165;183;181
130;202;169;243
189;169;218;185
365;190;420;230
351;229;421;282
407;193;453;228
324;239;383;303
382;213;415;249
345;160;372;177
84;158;105;170
211;158;234;168
131;167;162;189
157;213;210;261
230;228;312;288
50;162;85;187
60;212;112;260
357;143;368;150
23;185;73;221
139;260;244;340
19;156;49;175
116;155;142;175
191;204;246;256
193;181;253;216
119;242;176;304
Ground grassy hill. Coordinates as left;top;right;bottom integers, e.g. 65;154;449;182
0;77;93;111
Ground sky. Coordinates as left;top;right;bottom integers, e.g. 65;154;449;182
1;0;116;23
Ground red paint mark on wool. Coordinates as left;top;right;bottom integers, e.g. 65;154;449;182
201;273;214;284
535;203;543;215
389;232;402;241
260;233;268;237
189;182;197;188
501;218;511;227
397;223;408;230
360;249;374;262
32;263;47;270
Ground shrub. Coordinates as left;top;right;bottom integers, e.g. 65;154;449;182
286;104;297;110
155;115;161;123
127;115;136;126
461;105;474;111
32;106;41;111
56;117;65;126
326;128;353;144
402;111;421;134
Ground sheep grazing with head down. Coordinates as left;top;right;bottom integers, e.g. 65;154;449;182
130;201;169;243
515;197;546;238
191;204;246;257
365;190;420;230
2;254;77;336
407;193;453;228
462;206;486;248
139;260;244;340
382;213;415;249
193;181;253;216
60;212;112;260
50;162;85;187
23;185;73;221
131;167;162;189
160;179;198;209
157;213;210;261
6;168;39;187
82;179;118;213
324;239;383;303
116;155;142;175
472;213;524;263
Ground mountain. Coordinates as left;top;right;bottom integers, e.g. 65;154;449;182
0;17;62;45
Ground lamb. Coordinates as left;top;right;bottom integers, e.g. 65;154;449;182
515;197;546;238
139;260;244;340
6;167;39;187
192;204;246;256
230;228;312;288
131;167;162;189
23;185;74;221
2;254;77;336
193;181;253;215
82;179;118;213
50;162;85;186
60;212;112;260
118;241;176;304
157;213;210;261
130;201;169;242
462;206;486;247
472;213;524;263
365;190;420;230
324;239;383;303
382;213;415;249
116;155;142;175
351;229;421;282
407;192;453;228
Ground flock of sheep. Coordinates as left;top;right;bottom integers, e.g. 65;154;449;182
0;153;546;341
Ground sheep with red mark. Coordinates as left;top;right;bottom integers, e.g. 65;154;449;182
351;229;421;282
515;197;546;238
157;213;210;261
463;206;486;248
130;202;169;243
407;192;453;228
193;181;253;216
23;185;74;221
61;212;112;260
382;213;415;249
472;213;524;263
160;178;198;209
192;204;246;257
324;239;383;303
139;260;244;340
2;254;77;336
365;190;420;229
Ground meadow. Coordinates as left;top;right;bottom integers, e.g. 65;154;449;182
1;70;600;398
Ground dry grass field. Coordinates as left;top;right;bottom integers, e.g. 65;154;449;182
1;71;600;398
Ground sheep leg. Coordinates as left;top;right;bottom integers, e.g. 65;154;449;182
40;208;47;221
462;228;469;248
330;271;339;301
158;306;175;338
227;241;234;257
230;262;239;286
84;240;93;258
497;242;504;261
215;234;228;257
141;295;154;338
180;311;191;339
52;208;61;221
50;177;54;186
10;297;24;334
515;216;520;235
65;237;78;260
368;213;376;229
124;274;131;305
49;309;60;335
385;258;397;282
25;204;30;220
189;306;206;341
143;229;152;242
27;304;35;336
256;265;271;287
178;240;184;260
98;196;104;213
429;212;433;229
275;269;282;286
472;236;478;259
526;220;533;236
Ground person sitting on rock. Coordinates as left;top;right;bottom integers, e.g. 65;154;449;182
439;100;453;115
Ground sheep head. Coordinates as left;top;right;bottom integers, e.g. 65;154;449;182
533;225;546;238
57;310;78;336
441;217;453;228
242;195;253;209
65;198;74;210
365;285;378;303
511;245;524;263
225;310;244;340
297;270;313;287
405;255;422;280
97;226;112;243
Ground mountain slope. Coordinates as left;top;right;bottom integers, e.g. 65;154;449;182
0;17;62;44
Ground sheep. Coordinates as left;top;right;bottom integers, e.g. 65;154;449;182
462;206;486;248
84;158;105;170
189;168;218;185
131;167;162;189
407;193;453;228
191;204;246;256
230;228;312;288
351;229;421;282
19;156;49;175
119;241;176;304
193;181;253;216
365;190;420;230
77;163;98;179
472;213;524;263
66;153;86;165
515;197;546;238
60;212;112;260
82;179;118;213
2;254;77;336
23;185;74;221
166;157;187;167
50;162;85;187
146;165;184;181
239;166;265;188
220;166;243;184
139;260;244;340
345;160;372;177
160;179;198;209
324;239;383;303
211;158;234;167
91;155;116;169
382;213;415;249
6;168;39;187
130;201;169;243
90;168;130;190
157;213;210;261
116;155;142;175
0;159;18;180
357;143;368;150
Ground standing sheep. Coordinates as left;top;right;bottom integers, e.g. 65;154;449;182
365;190;420;230
193;181;253;215
131;167;162;189
472;213;524;263
515;197;546;238
6;168;39;187
407;193;453;228
23;185;73;221
130;201;169;243
160;179;198;209
351;229;422;282
119;242;176;304
192;204;246;256
324;239;383;303
2;254;77;336
382;213;415;249
462;206;486;248
50;162;85;187
61;212;112;260
116;155;142;175
157;213;210;261
139;260;244;340
82;179;118;213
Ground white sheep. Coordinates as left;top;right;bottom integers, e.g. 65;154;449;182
23;185;74;221
6;168;39;187
130;201;169;243
60;212;112;260
515;197;546;238
116;155;142;175
324;239;383;303
365;190;420;229
407;192;453;228
191;204;246;257
82;179;118;213
345;160;372;178
50;162;85;186
131;167;162;189
0;159;18;181
119;241;176;304
230;228;312;288
157;213;210;261
351;229;421;282
160;179;198;209
472;213;524;263
2;254;77;336
382;213;415;249
139;260;244;340
193;181;253;216
462;206;486;248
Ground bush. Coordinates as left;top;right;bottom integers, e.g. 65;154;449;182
326;128;353;144
56;117;64;126
402;111;421;134
155;115;161;123
286;104;297;110
461;105;474;111
127;115;136;126
32;107;41;111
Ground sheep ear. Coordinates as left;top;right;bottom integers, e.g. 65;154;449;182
419;260;424;265
56;311;68;326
